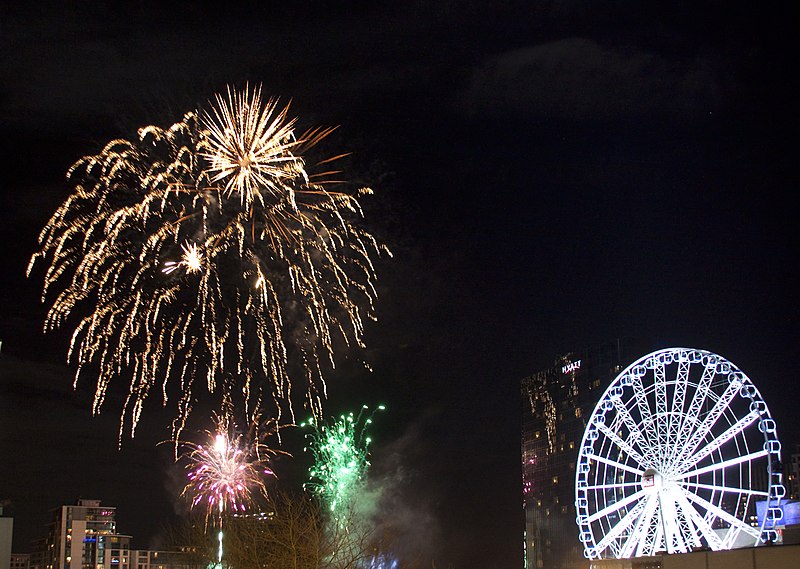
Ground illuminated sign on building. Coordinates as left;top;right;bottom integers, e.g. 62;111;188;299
562;360;581;374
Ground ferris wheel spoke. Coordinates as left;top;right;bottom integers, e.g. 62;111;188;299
620;494;657;558
659;491;683;553
673;378;746;471
621;492;658;558
631;374;660;454
675;361;716;447
587;488;648;524
673;492;702;551
653;360;669;457
682;488;761;539
593;498;648;556
676;449;768;480
673;488;724;550
675;409;761;473
596;421;648;467
667;487;697;553
669;359;690;447
611;396;652;457
680;481;768;498
585;453;645;477
586;482;642;491
648;514;665;557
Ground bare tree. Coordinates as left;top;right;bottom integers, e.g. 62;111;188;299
159;514;216;569
161;491;437;569
223;491;324;569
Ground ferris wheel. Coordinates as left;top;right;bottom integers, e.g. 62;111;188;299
575;348;785;559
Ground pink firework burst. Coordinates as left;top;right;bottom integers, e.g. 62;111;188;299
181;416;284;522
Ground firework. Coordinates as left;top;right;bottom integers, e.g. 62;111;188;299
162;242;203;275
303;405;384;516
28;84;389;442
181;415;284;523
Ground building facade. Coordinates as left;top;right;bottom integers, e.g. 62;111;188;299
1;508;12;569
787;445;800;501
30;500;130;569
9;554;29;569
131;550;196;569
521;341;626;569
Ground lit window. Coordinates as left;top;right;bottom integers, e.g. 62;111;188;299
552;476;559;484
535;431;541;439
575;408;581;418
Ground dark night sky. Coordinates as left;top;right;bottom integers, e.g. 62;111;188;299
0;2;797;568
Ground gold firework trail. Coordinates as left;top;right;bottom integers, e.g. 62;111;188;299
29;84;389;442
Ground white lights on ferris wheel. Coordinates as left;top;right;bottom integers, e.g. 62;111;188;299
575;348;785;559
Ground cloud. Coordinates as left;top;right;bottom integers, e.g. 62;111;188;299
457;37;729;121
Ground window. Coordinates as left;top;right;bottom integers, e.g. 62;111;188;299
552;476;558;484
575;408;581;418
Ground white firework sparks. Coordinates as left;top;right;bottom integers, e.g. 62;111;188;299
163;242;204;274
200;85;306;209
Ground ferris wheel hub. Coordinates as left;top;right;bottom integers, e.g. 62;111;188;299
641;468;664;494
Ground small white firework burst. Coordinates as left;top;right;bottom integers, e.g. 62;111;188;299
163;242;204;275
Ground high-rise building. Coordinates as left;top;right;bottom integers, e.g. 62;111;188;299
1;506;12;569
521;340;626;569
787;445;800;501
30;500;130;569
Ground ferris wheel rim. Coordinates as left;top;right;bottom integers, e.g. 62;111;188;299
575;347;784;559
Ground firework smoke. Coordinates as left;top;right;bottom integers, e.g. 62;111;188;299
28;84;388;442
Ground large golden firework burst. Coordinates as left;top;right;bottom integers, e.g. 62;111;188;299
29;84;389;442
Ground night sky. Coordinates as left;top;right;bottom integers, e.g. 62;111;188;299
0;2;797;568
